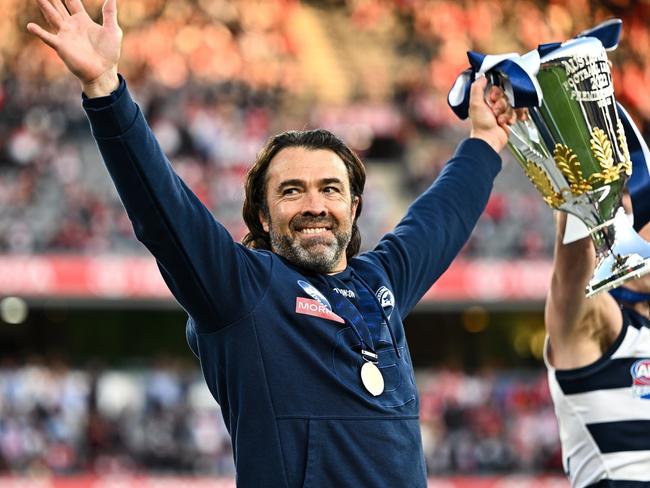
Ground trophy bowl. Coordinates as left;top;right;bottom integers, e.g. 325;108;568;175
505;36;650;297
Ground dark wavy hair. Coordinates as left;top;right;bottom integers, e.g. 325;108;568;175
242;129;366;259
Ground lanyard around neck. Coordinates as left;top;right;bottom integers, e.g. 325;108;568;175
306;274;401;359
327;285;376;354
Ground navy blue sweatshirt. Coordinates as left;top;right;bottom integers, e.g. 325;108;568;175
83;78;501;487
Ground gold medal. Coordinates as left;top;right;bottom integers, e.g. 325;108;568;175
360;361;384;396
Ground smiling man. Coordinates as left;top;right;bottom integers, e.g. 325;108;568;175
28;0;520;486
259;146;359;274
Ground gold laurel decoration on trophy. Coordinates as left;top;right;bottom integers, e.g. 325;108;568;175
617;123;633;176
554;144;592;195
589;127;621;184
524;160;565;208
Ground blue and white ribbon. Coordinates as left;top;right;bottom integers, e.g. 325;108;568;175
537;19;622;58
447;50;542;120
617;103;650;231
448;18;623;121
578;17;622;50
449;18;650;232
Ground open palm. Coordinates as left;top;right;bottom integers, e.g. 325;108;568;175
27;0;121;86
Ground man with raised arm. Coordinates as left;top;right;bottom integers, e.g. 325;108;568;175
28;0;519;486
545;206;650;486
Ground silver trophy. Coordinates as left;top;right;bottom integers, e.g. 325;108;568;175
505;37;650;296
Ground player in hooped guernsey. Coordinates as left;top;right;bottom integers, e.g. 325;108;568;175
545;198;650;486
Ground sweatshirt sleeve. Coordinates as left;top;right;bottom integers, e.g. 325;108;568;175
83;76;272;331
361;138;501;316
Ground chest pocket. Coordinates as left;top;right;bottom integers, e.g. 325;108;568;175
331;326;416;408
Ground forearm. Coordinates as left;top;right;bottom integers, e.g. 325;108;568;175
550;213;595;299
372;138;501;312
408;138;502;264
546;212;605;341
83;77;270;327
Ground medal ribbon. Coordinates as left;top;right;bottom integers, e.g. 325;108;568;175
327;279;377;356
306;272;402;359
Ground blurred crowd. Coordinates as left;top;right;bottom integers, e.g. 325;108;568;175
1;0;649;258
0;359;560;476
419;369;560;474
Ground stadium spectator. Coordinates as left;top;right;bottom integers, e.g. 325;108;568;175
5;0;648;260
0;361;559;476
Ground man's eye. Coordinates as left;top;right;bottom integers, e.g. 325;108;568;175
282;188;299;196
323;186;340;193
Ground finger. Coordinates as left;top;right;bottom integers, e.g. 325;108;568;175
36;0;64;29
50;0;70;18
491;97;508;116
102;0;119;28
471;75;488;99
26;22;59;49
515;108;529;121
65;0;85;15
469;76;489;110
507;109;517;125
487;85;503;103
498;107;517;127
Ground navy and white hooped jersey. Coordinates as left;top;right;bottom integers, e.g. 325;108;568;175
545;306;650;487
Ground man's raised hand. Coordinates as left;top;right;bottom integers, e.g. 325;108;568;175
468;77;527;153
27;0;122;97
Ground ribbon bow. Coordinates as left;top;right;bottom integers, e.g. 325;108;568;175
447;18;623;121
448;18;650;230
447;50;542;120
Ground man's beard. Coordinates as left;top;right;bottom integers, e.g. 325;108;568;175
268;216;352;273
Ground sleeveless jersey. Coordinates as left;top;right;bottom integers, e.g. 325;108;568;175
545;306;650;487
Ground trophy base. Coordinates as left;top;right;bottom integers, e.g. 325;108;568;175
586;208;650;297
586;256;650;297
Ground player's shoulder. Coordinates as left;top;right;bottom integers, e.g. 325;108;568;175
546;291;623;369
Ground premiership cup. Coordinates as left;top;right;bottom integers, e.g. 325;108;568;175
504;36;650;297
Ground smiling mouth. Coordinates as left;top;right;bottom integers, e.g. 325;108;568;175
298;227;331;235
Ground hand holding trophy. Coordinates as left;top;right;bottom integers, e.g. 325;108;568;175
449;19;650;297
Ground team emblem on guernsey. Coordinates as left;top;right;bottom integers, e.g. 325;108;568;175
630;359;650;399
375;286;395;318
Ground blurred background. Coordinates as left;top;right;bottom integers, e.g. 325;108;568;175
1;0;649;486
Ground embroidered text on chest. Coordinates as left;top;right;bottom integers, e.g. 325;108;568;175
333;287;355;298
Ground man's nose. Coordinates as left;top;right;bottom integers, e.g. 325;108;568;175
301;191;327;216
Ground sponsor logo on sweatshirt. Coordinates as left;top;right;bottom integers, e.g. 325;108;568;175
297;280;331;309
333;287;355;298
295;297;344;323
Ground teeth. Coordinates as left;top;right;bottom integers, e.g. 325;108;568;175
300;228;327;234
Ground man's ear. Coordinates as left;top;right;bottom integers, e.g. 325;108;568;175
259;209;270;233
352;195;361;218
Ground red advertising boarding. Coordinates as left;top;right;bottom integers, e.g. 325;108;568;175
0;476;569;487
0;256;552;302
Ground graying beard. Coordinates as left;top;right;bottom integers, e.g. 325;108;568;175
270;230;350;273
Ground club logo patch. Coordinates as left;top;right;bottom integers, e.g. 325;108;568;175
375;286;395;318
631;359;650;399
297;280;331;310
